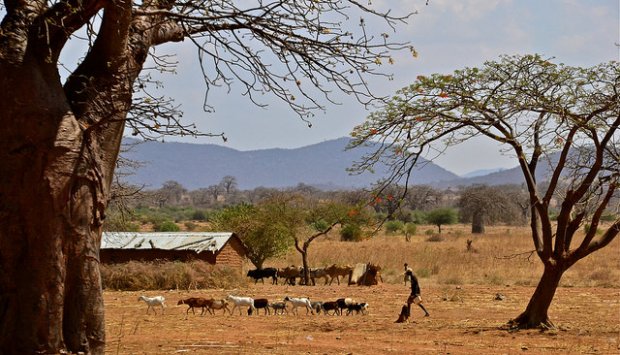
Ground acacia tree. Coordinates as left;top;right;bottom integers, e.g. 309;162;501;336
349;55;619;329
0;1;412;353
425;207;457;233
293;199;371;285
210;202;295;269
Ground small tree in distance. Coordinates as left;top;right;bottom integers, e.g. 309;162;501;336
425;208;458;234
210;202;295;269
349;54;619;329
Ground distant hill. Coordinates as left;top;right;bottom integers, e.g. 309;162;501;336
119;137;462;190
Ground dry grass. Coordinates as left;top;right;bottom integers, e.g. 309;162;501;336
101;261;245;291
274;224;620;288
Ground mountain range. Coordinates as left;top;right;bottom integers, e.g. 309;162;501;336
120;137;531;190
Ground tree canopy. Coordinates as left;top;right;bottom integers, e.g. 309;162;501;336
349;54;619;328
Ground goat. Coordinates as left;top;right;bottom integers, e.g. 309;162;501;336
310;301;323;314
246;267;278;284
269;301;288;315
209;298;232;315
336;298;355;316
309;268;329;285
250;298;271;315
283;296;314;315
227;295;255;315
320;301;340;315
325;264;352;285
346;302;369;315
177;297;212;316
138;295;166;315
278;265;301;285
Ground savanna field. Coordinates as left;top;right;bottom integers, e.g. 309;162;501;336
103;225;620;354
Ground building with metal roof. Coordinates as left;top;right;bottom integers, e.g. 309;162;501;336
100;232;248;272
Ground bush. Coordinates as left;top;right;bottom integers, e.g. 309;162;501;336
410;210;427;224
154;220;181;232
184;221;197;231
191;209;208;221
100;261;246;290
426;234;444;242
600;213;618;222
340;224;363;242
384;220;404;234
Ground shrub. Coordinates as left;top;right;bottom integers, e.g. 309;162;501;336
340;224;363;242
100;261;246;290
384;220;404;234
184;221;197;231
191;209;208;221
154;220;181;232
426;234;444;242
410;210;427;224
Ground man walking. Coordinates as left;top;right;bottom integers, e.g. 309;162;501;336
405;269;430;317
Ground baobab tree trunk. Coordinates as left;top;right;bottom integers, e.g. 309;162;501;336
0;59;122;354
509;262;565;329
471;212;485;234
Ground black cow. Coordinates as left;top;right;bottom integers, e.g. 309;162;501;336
246;267;278;284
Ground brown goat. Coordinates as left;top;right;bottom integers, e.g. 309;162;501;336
177;297;213;316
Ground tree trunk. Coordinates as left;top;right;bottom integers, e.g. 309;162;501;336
509;263;564;329
301;249;311;286
471;211;485;234
0;61;117;354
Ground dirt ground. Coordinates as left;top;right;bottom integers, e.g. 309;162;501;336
104;283;620;354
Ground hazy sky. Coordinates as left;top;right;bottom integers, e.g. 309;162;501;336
65;0;620;175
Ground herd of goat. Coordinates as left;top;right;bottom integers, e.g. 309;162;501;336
138;295;369;317
136;264;372;317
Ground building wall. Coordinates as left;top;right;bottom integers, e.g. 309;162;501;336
100;236;248;275
215;237;247;274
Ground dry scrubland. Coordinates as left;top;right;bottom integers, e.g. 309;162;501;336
276;224;620;288
103;225;620;354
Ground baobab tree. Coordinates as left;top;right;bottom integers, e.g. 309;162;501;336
349;54;619;329
0;1;413;353
458;184;521;233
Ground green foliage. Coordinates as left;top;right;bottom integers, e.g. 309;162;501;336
340;224;363;242
426;208;458;233
584;224;602;235
403;222;417;237
191;209;208;221
600;213;618;222
384;220;404;234
154;220;180;232
210;202;295;268
410;210;427;224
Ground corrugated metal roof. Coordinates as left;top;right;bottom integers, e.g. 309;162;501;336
101;232;236;254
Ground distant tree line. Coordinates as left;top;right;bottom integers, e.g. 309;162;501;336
102;175;618;236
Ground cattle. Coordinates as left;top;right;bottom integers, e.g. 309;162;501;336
246;267;278;284
325;264;353;285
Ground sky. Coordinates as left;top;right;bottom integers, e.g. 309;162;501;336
64;0;620;175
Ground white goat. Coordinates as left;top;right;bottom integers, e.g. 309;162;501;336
138;295;166;315
283;296;314;315
226;295;255;315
